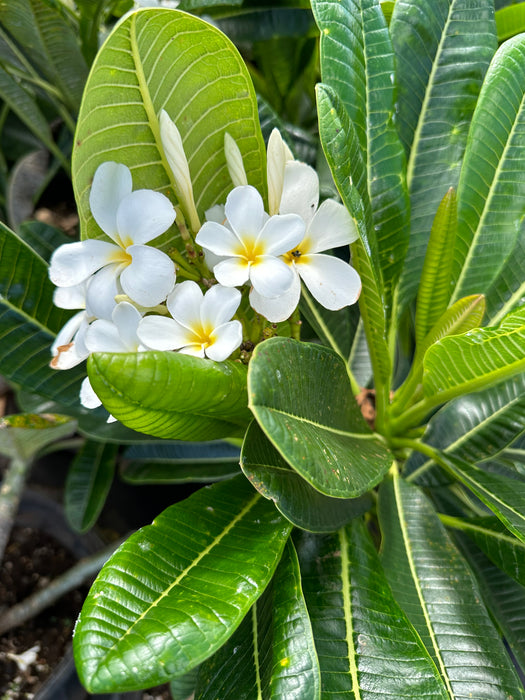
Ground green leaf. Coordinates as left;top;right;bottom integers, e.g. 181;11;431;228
484;234;525;324
454;535;525;677
313;0;409;319
65;440;118;533
495;2;525;41
0;221;85;406
442;514;525;588
316;84;391;403
73;8;266;242
296;519;448;699
73;475;292;692
378;474;525;698
0;0;88;111
241;421;372;532
393;0;496;311
439;452;525;544
452;34;525;303
0;413;76;460
422;305;525;405
195;540;320;700
405;373;525;486
170;667;199;700
414;188;458;347
121;440;240;484
248;337;393;498
87;350;251;441
17;220;72;263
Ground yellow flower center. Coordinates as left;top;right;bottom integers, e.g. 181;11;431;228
109;248;132;265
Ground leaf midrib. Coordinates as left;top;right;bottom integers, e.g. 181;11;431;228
96;491;261;666
340;526;361;699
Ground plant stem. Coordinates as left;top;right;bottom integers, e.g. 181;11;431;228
0;457;32;562
0;537;126;635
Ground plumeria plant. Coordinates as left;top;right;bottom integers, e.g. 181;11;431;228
3;0;525;697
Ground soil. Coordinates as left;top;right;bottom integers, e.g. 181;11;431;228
0;526;87;699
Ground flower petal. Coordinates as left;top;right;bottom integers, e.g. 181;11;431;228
85;319;128;353
50;312;89;369
166;281;203;329
53;283;86;310
138;315;194;350
267;128;294;216
306;199;358;253
257;213;305;256
85;264;120;320
250;255;295;298
80;376;102;409
207;321;243;361
224;132;248;187
179;344;206;358
249;273;301;322
112;301;143;349
120;245;175;307
49;240;120;287
224;185;265;238
205;204;226;224
279;161;319;224
196;221;241;257
297;254;361;310
116;189;175;246
90;162;132;241
213;257;250;288
200;284;241;328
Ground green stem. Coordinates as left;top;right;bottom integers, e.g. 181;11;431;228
289;306;302;341
0;457;32;562
389;397;438;435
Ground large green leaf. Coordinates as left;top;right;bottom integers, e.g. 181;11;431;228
73;8;266;243
422;305;525;406
378;474;525;698
312;0;409;320
248;337;393;498
439;452;525;544
496;2;525;41
73;475;292;692
452;34;525;303
241;421;372;532
121;440;240;484
405;373;525;485
0;0;88;111
65;440;118;533
316;84;391;403
0;221;85;406
87;350;251;441
393;0;496;311
454;535;525;677
484;234;525;324
296;519;448;699
195;540;320;700
442;514;525;587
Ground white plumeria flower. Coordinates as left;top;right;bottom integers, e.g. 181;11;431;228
49;162;176;320
80;301;145;412
137;281;242;362
195;185;305;300
50;282;100;370
250;139;361;322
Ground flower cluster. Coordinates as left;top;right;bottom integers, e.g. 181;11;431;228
49;112;361;415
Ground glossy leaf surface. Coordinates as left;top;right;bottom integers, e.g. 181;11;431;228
74;9;266;242
87;351;251;441
393;0;496;310
248;338;393;498
313;0;409;318
453;34;525;302
241;421;372;532
296;519;448;699
65;440;118;533
406;374;525;486
195;540;320;700
378;474;525;698
74;475;292;692
423;305;525;404
0;222;85;406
